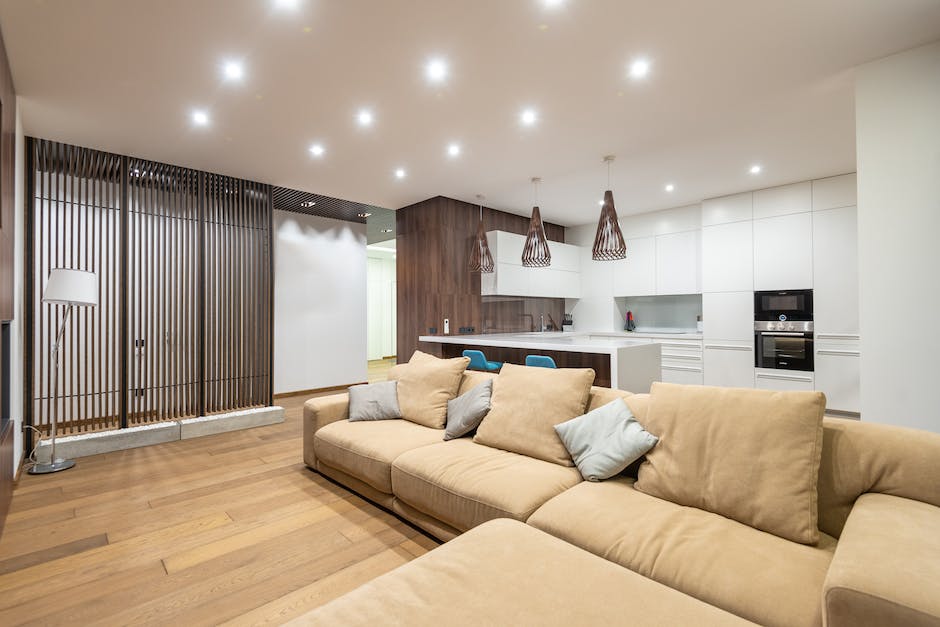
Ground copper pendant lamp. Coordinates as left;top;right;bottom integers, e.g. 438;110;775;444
592;155;627;261
522;177;551;267
468;194;495;273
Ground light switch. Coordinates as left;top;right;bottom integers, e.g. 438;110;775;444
443;318;450;335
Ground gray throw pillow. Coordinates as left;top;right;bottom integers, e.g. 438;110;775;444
348;381;402;422
554;398;658;481
444;379;493;441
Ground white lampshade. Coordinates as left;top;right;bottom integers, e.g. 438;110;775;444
43;269;98;307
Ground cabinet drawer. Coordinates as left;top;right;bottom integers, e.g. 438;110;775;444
754;369;815;392
703;344;754;388
661;365;704;386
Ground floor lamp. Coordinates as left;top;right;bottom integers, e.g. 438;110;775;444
30;268;98;475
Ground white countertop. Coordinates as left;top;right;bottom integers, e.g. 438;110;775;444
418;332;654;354
584;330;703;340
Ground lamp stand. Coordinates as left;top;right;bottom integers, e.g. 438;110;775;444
29;304;76;474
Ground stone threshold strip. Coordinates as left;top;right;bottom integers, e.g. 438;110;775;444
33;407;285;462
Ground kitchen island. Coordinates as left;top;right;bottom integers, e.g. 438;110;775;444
418;332;661;392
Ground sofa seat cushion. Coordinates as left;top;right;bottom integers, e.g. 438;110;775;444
298;518;754;627
391;439;582;532
313;420;443;494
528;477;836;627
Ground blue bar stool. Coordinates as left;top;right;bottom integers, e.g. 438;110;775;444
525;354;557;369
462;349;502;372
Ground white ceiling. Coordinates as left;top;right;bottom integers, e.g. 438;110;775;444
2;0;939;226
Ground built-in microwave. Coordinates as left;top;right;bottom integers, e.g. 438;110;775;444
754;289;813;322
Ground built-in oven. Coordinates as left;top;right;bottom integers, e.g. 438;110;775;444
755;322;814;371
754;289;814;371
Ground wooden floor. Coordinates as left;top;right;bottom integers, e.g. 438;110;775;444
0;370;438;625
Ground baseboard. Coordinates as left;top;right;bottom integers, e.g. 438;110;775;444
273;382;366;399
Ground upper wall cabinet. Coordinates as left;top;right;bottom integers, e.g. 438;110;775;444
753;212;814;291
702;220;753;292
702;192;752;226
655;230;701;295
481;231;581;298
753;182;812;219
611;236;655;297
812;173;857;211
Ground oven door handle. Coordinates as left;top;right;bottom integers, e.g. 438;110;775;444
758;332;810;337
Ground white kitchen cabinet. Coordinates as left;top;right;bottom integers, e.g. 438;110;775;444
814;347;861;413
656;230;701;295
702;221;753;292
812;173;856;211
813;206;858;335
483;231;581;298
703;344;754;388
536;268;580;299
661;365;704;385
754;369;815;392
702;291;753;342
550;240;580;273
702;192;752;226
612;236;655;296
753;212;813;291
753;182;812;219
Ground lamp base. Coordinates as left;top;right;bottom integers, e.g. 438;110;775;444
28;459;76;475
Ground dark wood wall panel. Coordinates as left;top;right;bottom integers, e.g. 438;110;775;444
438;343;611;388
0;24;16;538
396;196;565;363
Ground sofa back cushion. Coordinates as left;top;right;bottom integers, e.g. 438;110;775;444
817;417;940;538
388;350;469;429
634;382;826;545
474;363;595;466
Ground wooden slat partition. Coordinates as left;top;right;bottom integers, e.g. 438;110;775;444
28;140;123;436
26;139;273;439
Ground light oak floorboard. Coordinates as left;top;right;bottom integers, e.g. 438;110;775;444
0;389;438;625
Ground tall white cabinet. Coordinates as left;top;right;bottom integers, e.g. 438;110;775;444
701;195;755;388
812;174;860;413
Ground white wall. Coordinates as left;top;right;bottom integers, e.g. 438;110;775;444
273;211;367;394
856;41;940;433
366;248;396;361
10;99;24;472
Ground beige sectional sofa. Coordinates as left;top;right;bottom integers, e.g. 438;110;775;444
302;367;940;627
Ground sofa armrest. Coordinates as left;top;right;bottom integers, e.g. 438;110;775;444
302;393;349;468
824;492;940;627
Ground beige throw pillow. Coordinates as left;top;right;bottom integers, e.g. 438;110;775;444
474;363;596;466
388;351;469;429
634;382;826;545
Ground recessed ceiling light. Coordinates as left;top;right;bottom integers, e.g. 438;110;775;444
425;58;448;83
520;108;538;126
223;61;243;81
447;143;461;157
191;110;209;126
300;200;316;207
272;0;300;10
597;200;604;206
394;168;407;179
308;143;325;157
543;0;564;7
381;228;393;233
629;57;651;80
357;109;374;127
750;164;762;174
664;183;675;192
358;212;372;218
